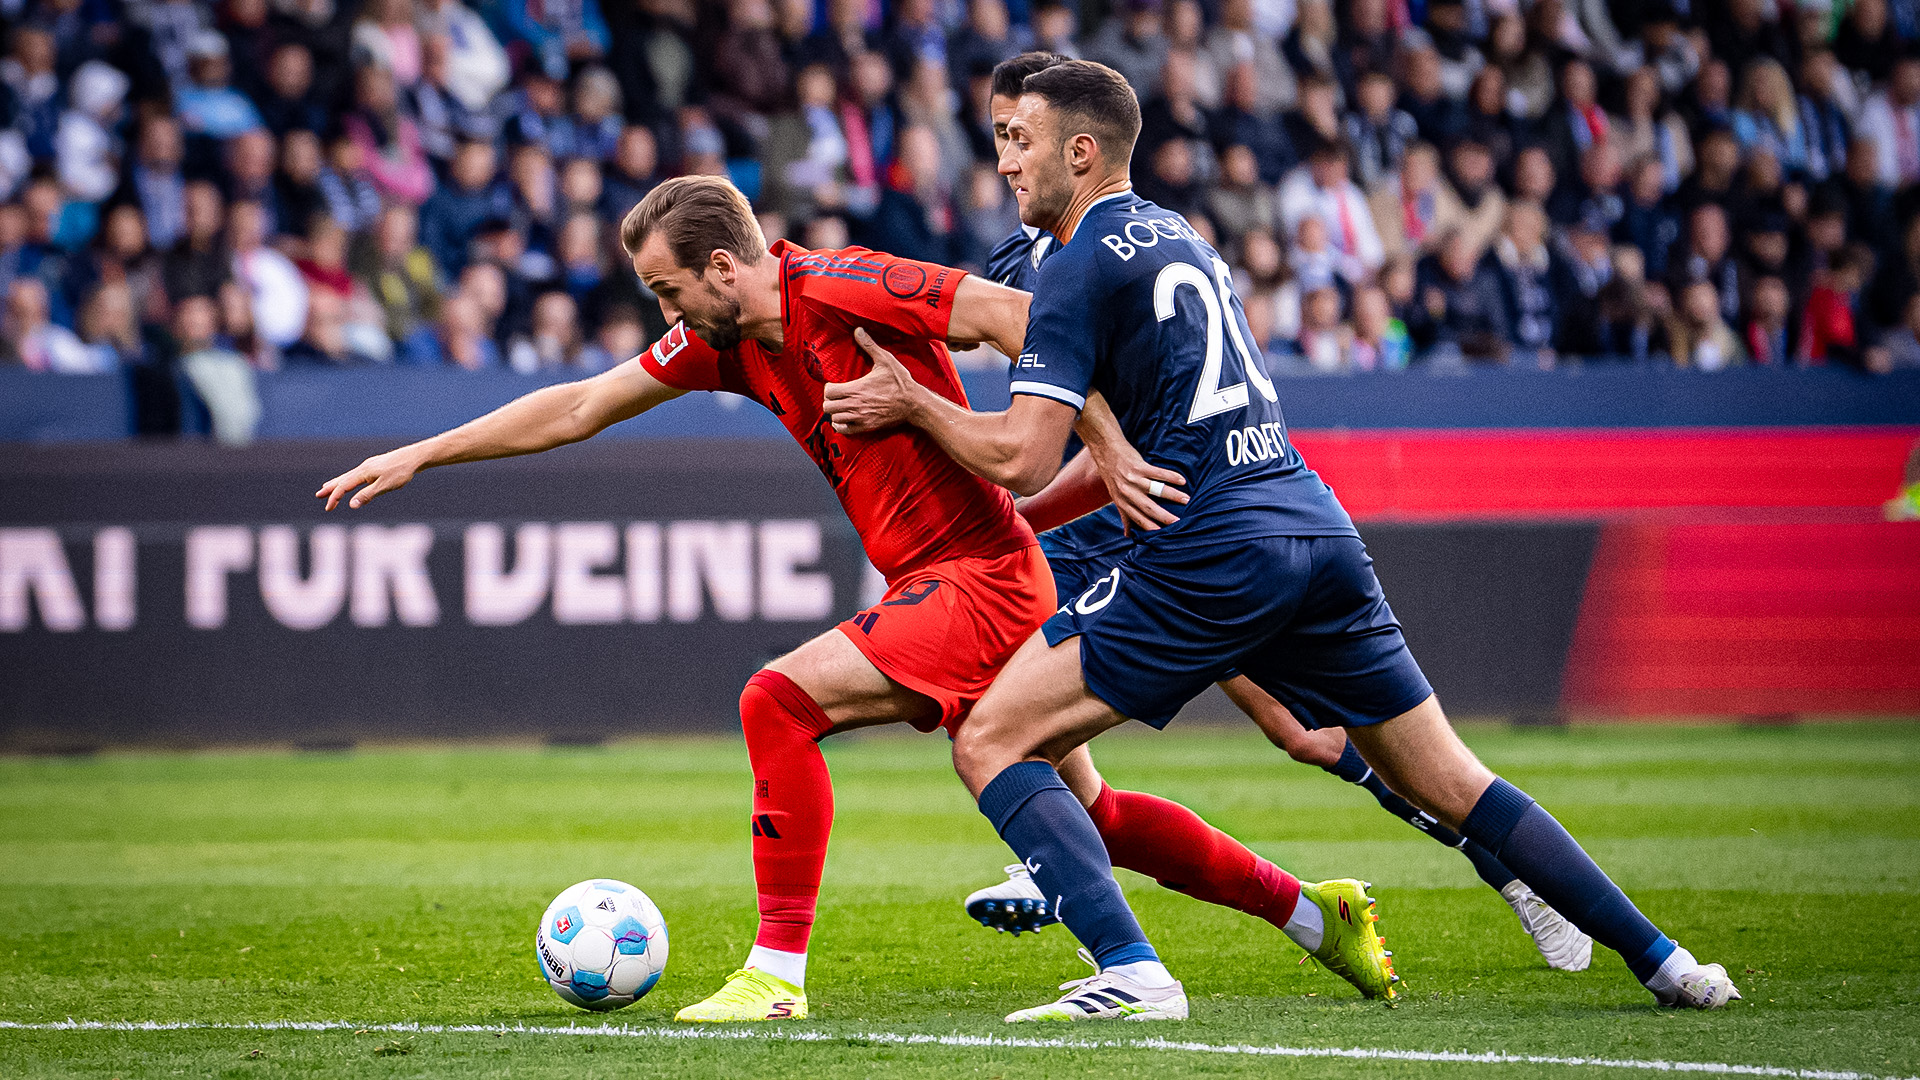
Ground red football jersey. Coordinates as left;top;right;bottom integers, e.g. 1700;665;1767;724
635;242;1035;582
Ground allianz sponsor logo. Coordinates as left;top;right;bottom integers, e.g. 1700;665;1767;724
1100;214;1205;261
1224;422;1290;467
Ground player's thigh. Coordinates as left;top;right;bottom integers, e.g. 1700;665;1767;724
1219;675;1350;768
1346;695;1496;828
951;631;1129;796
763;626;942;733
1234;536;1434;735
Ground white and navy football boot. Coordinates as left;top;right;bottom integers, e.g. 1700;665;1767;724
1003;948;1189;1023
964;863;1058;935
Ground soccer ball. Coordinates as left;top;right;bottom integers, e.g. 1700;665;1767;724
536;879;669;1010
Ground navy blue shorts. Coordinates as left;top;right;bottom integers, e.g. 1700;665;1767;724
1042;534;1433;730
1038;510;1130;602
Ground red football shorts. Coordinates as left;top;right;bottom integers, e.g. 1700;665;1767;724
837;545;1056;733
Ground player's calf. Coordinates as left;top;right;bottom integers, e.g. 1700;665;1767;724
1351;703;1736;1007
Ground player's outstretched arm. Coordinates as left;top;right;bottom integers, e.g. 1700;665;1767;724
827;328;1074;495
316;362;685;510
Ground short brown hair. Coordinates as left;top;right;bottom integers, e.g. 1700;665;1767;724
1019;60;1141;166
619;175;766;268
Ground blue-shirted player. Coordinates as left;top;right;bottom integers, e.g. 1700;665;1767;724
963;51;1591;975
825;59;1739;1021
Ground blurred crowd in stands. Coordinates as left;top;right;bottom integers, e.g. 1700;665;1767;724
5;0;1920;436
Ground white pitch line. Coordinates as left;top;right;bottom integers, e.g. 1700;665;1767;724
0;1019;1910;1080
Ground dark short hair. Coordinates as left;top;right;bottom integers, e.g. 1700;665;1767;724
1019;60;1141;165
620;174;766;268
991;51;1068;101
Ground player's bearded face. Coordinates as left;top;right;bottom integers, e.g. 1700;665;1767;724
682;276;745;350
1022;137;1073;228
1004;106;1072;230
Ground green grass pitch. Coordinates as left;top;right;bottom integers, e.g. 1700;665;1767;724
0;721;1915;1078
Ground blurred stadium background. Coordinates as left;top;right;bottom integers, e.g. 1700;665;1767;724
0;0;1917;747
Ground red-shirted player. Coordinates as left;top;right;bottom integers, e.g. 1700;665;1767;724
316;176;1314;1022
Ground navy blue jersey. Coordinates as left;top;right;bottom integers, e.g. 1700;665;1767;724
989;221;1130;567
985;224;1057;291
1013;193;1355;543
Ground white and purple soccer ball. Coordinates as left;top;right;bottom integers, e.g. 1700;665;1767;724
536;879;669;1010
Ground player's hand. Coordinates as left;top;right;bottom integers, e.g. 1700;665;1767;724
1102;459;1189;534
316;449;422;511
1084;429;1188;533
824;328;919;434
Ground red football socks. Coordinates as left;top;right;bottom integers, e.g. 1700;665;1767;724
739;670;836;954
1086;782;1303;930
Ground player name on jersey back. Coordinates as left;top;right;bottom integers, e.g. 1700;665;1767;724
1012;192;1357;545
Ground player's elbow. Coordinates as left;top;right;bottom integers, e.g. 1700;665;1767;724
997;448;1060;497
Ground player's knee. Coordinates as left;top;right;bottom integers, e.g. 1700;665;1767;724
740;670;832;741
950;716;1020;793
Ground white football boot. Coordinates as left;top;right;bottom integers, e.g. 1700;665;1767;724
1501;881;1594;972
1646;944;1743;1009
965;864;1058;936
1004;949;1189;1023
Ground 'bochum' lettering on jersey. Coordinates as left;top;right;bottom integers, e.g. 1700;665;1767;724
1010;192;1356;544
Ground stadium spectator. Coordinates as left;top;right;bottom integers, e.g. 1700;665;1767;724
119;116;188;253
225;130;280;235
512;288;583;371
1278;138;1383;280
415;0;510;114
1085;0;1167;102
54;60;128;206
163;179;231;305
1371;142;1464;262
421;139;509;275
1668;279;1746;369
356;202;441;356
1874;293;1920;370
0;0;1916;413
318;131;383;235
1492;201;1560;365
1346;70;1416;192
1205;0;1293;114
283;289;366;366
77;280;153;373
4;277;92;372
176;30;264;139
343;64;434;207
171;292;260;444
1800;243;1876;366
1413;228;1511;362
409;287;499;368
1668;203;1742;326
1614;67;1693;194
1207;144;1275;248
1349;283;1412;370
256;42;326;138
1743;275;1795;366
228;199;307;350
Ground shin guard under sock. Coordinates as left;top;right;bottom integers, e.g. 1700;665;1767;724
1462;778;1675;981
739;670;836;955
979;762;1158;969
1087;783;1302;930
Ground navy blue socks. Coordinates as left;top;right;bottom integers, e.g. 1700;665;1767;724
1325;742;1520;892
1461;778;1676;981
978;761;1159;969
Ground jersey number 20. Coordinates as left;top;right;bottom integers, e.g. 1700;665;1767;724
1155;257;1278;423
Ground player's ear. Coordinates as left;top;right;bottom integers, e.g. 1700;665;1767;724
1066;132;1098;175
708;248;736;284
